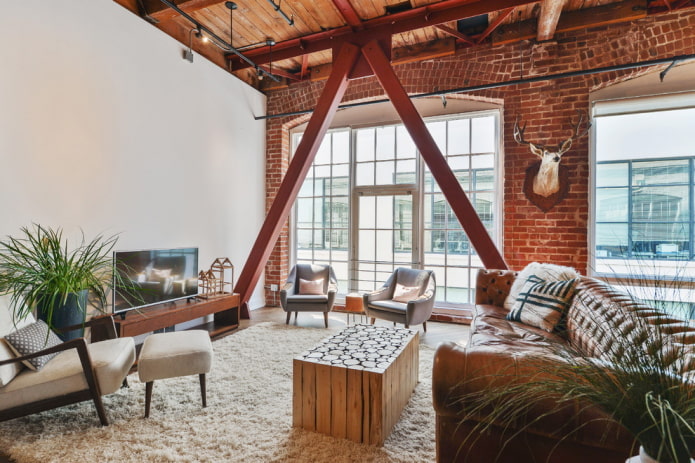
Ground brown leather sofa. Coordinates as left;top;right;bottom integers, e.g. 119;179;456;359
432;269;695;463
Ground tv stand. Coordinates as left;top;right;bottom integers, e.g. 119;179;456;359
111;294;240;340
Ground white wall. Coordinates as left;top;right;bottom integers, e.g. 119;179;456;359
0;0;267;309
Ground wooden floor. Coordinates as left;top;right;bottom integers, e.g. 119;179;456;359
240;306;471;349
0;307;469;463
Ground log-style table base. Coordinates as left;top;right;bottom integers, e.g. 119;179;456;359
293;324;419;446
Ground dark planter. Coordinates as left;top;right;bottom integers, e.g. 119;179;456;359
37;289;89;341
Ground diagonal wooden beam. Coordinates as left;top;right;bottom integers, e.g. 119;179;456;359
360;40;508;270
233;43;361;314
435;24;477;45
331;0;363;28
142;0;220;23
537;0;567;41
476;7;514;43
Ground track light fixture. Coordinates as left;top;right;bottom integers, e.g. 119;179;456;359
159;0;280;81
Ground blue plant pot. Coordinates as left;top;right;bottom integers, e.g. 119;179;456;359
37;290;88;341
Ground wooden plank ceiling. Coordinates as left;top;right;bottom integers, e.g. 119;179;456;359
113;0;693;90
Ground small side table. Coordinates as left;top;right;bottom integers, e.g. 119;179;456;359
343;293;366;325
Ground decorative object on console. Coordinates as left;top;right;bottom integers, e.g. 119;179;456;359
0;224;133;340
513;111;591;212
197;257;234;299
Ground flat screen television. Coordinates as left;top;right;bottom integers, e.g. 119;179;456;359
112;247;199;315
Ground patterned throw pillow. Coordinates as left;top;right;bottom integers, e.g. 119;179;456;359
392;283;420;303
4;320;63;371
299;278;324;295
506;275;578;332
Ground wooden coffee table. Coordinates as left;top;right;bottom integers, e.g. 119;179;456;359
292;324;419;445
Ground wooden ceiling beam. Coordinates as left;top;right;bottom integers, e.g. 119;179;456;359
536;0;567;41
228;0;538;70
493;0;648;44
475;7;514;43
142;0;222;23
330;0;363;28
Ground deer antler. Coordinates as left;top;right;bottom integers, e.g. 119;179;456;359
558;110;592;155
513;116;531;145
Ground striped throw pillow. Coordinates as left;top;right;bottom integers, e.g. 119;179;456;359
506;275;578;332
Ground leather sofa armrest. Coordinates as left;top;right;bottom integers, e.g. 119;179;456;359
475;269;518;306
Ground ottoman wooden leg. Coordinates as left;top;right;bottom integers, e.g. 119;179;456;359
370;317;376;325
200;373;207;408
145;381;154;418
286;311;291;324
323;312;328;328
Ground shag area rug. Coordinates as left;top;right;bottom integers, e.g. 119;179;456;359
0;322;436;462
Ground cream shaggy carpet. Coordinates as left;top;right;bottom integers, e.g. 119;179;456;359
0;322;436;463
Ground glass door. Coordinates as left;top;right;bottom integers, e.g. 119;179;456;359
352;190;418;293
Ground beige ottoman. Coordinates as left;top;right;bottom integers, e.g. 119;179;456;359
138;330;213;418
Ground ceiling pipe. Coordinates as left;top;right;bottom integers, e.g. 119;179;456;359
157;0;281;82
266;0;295;26
255;53;695;120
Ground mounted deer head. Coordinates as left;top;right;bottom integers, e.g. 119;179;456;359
514;110;591;198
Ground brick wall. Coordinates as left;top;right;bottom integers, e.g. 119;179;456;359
261;10;695;306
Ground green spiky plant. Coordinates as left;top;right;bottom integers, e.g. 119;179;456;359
456;263;695;463
0;224;135;332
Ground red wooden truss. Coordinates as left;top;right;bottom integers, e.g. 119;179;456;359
234;40;508;316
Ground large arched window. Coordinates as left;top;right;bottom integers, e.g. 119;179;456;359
291;109;502;308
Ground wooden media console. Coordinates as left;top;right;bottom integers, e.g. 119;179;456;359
112;293;240;339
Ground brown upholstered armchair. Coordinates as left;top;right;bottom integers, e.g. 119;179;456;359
280;264;338;328
363;267;436;331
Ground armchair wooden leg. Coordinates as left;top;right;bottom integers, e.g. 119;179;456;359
295;312;298;322
370;317;376;325
323;312;328;328
405;323;409;329
122;378;129;388
92;392;109;426
423;321;427;332
145;381;154;418
199;373;207;408
286;311;291;325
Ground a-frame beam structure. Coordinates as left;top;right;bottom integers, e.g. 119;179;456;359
233;43;361;316
361;40;507;270
234;39;508;313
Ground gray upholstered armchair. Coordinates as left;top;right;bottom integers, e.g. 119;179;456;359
280;264;338;328
363;267;436;332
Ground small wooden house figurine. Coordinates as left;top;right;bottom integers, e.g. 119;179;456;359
198;258;234;299
210;257;234;295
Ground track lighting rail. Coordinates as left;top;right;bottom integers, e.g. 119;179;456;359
157;0;280;82
266;0;294;26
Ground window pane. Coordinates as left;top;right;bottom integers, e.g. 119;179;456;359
333;131;350;164
396;125;416;159
471;116;495;153
356;162;374;186
359;196;375;229
595;223;628;257
596;188;629;222
632;186;689;222
448;119;470;155
633;159;689;185
356;128;375;162
330;171;349;195
426;120;447;154
315;136;332;165
596;163;628;187
376;126;395;160
375;160;396;184
474;169;494;191
296;198;313;227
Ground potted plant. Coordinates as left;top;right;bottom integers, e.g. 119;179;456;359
0;224;128;340
457;282;695;463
